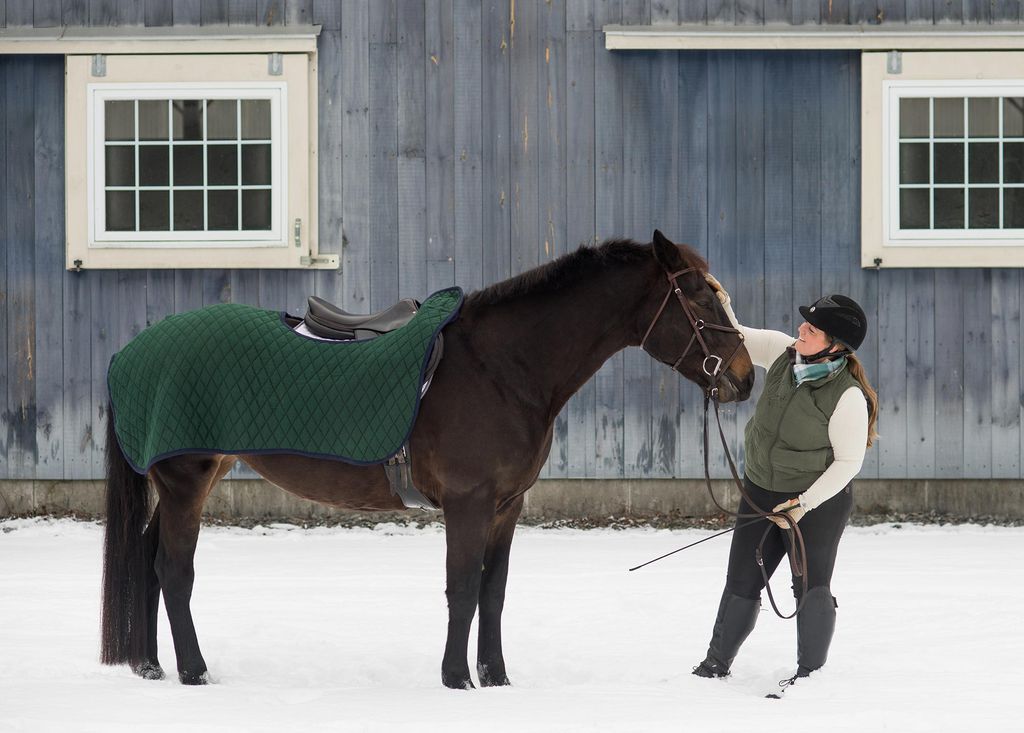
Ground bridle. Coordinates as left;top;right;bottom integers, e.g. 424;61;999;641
639;266;809;619
639;268;746;397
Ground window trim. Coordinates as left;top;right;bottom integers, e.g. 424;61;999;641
66;52;332;270
863;51;1024;268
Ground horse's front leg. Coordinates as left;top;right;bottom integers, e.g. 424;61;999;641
441;493;495;689
476;495;523;687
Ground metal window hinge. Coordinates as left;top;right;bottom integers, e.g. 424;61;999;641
269;53;283;76
91;54;106;77
294;218;302;248
887;51;902;75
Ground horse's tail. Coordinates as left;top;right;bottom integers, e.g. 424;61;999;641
100;403;151;667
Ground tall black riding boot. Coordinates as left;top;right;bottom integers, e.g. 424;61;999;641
692;591;760;678
795;585;837;677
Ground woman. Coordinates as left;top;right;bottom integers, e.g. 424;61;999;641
692;276;878;689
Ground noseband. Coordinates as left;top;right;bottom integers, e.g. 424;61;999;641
639;267;745;397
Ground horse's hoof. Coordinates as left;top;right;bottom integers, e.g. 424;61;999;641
134;661;165;680
477;663;511;687
178;670;210;685
441;671;476;690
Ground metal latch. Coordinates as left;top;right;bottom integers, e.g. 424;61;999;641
294;218;301;248
300;254;340;268
268;53;283;76
887;51;902;75
91;55;106;77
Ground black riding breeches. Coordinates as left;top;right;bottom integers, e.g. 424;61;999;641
724;476;854;601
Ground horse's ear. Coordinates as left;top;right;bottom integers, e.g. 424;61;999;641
652;230;684;272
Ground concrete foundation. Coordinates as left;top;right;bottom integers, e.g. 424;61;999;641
2;478;1023;522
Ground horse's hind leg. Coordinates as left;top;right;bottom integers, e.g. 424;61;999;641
476;496;524;687
136;504;165;680
149;455;234;685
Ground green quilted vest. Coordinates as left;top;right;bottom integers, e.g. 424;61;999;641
743;350;862;493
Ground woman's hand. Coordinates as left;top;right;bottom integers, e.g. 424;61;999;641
704;273;731;307
768;497;806;528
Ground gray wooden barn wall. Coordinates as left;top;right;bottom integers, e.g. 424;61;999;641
1;1;1022;484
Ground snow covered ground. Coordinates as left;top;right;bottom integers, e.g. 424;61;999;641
1;518;1021;732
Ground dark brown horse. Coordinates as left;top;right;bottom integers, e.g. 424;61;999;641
101;230;754;689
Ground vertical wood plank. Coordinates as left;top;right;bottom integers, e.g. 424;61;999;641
312;0;341;29
676;50;709;478
398;0;428;299
877;268;908;477
622;51;652;478
228;0;259;25
481;0;511;288
286;0;312;24
991;270;1020;478
172;0;203;24
5;0;33;25
706;51;738;477
822;0;851;23
0;61;10;475
89;271;116;477
366;5;399;311
904;1;934;23
509;0;539;279
733;51;766;468
33;0;62;26
426;0;456;293
257;0;284;25
313;26;345;308
593;0;624;478
934;269;964;477
648;45;680;478
567;0;595;30
792;51;822;308
33;59;64;479
933;0;963;23
707;0;736;24
540;0;569;477
790;0;822;23
905;269;935;475
679;0;709;23
342;0;371;310
454;0;484;293
565;24;596;477
6;57;37;479
145;0;173;25
650;0;678;23
736;0;765;24
963;269;992;476
202;0;230;24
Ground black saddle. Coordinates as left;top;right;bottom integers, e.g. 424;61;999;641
296;295;445;383
304;296;420;341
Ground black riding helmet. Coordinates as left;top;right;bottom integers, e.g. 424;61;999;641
798;294;868;352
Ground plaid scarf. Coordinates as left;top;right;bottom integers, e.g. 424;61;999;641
790;348;848;387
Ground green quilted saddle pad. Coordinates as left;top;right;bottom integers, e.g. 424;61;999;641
108;287;463;473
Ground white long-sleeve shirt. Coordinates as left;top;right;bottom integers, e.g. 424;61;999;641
722;300;868;513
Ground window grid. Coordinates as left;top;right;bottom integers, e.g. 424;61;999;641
102;98;274;234
897;95;1024;234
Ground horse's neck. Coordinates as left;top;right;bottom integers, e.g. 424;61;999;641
464;264;648;421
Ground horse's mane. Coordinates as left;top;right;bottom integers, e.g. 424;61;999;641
466;238;707;308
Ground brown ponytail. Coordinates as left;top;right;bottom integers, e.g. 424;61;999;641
846;354;879;448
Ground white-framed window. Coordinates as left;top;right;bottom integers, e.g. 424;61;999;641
863;52;1024;268
67;53;332;269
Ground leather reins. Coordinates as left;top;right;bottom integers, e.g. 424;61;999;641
640;267;808;619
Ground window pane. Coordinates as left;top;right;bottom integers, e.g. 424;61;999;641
139;146;169;186
139;191;170;231
173;100;204;141
241;100;271;140
900;98;929;138
207;100;238;140
173;145;204;186
173;190;204;230
105;146;135;186
934;142;964;183
106;191;135;231
1006;188;1024;228
208;145;238;185
242;144;271;185
899;143;930;184
968;142;999;183
934;188;965;229
208;190;238;230
1005;98;1024;138
900;188;929;229
968;98;999;137
105;101;134;141
139;100;169;141
934;98;964;138
968;189;999;229
1005;142;1024;184
242;189;271;230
